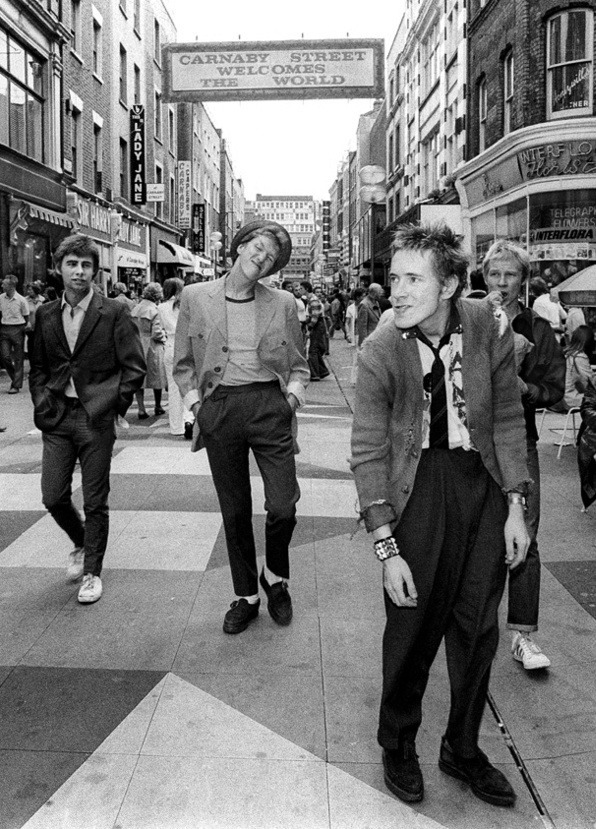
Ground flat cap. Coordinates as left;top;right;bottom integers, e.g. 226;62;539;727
230;220;292;273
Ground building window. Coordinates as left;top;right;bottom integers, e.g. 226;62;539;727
422;20;440;97
93;124;102;193
71;109;81;181
119;0;126;16
133;64;141;104
119;46;127;104
0;29;45;162
547;9;593;119
93;21;102;77
154;18;161;64
119;137;128;199
168;107;175;153
71;0;81;53
478;77;487;152
133;0;141;32
155;164;163;219
154;90;162;139
169;175;175;224
503;51;513;135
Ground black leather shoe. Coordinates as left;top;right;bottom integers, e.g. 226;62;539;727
259;570;293;626
383;743;424;803
223;598;260;634
439;738;516;807
184;421;193;440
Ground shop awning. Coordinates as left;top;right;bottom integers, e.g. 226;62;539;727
156;240;194;268
551;265;596;307
27;203;75;228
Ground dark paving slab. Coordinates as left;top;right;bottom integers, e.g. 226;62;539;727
294;460;352;479
0;667;165;829
20;572;202;671
176;669;327;760
488;660;596;759
545;560;596;620
525;753;596;829
0;512;46;555
72;473;221;512
0;666;165;751
0;569;77;664
207;516;356;572
0;750;86;829
0;460;41;473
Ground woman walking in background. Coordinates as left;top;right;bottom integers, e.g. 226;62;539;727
131;282;167;419
158;278;193;438
562;325;595;411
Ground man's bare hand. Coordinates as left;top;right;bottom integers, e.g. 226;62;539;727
504;507;530;569
383;556;418;607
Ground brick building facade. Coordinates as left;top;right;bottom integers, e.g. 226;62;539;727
458;0;596;279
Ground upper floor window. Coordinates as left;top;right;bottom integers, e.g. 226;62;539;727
93;20;102;77
133;0;141;33
119;45;127;104
0;28;45;162
547;9;594;119
422;20;441;97
478;77;487;152
71;0;82;54
503;51;514;134
154;19;161;64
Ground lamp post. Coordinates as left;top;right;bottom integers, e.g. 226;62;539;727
210;231;222;281
359;165;386;286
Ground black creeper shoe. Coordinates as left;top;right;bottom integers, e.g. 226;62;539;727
259;569;293;626
223;598;260;634
439;737;516;807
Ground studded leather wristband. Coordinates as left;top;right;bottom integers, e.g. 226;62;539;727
373;537;400;561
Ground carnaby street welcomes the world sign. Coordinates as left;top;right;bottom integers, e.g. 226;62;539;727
162;39;384;102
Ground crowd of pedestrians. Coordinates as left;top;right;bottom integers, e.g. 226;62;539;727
1;220;595;814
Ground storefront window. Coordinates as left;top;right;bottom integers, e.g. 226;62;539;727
529;189;596;282
547;9;594;119
496;197;527;247
472;209;495;266
0;27;45;161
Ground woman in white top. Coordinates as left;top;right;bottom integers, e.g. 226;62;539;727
158;277;193;437
563;325;595;410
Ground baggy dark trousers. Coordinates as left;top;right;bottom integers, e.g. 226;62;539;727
198;381;300;597
378;447;508;759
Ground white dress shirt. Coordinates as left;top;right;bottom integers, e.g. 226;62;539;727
61;289;94;397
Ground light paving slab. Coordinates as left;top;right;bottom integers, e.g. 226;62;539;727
142;673;320;761
21;754;138;829
0;473;81;511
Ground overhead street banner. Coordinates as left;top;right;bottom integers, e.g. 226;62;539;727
162;39;384;102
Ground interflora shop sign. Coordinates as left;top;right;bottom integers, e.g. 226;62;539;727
517;140;596;180
162;39;384;102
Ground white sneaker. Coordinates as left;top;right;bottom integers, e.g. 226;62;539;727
66;546;84;582
512;632;551;670
78;574;103;604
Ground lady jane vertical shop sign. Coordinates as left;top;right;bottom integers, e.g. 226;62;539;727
130;105;146;205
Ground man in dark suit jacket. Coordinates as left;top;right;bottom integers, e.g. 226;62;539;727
29;234;145;604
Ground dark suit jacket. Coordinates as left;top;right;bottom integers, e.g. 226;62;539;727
29;293;146;431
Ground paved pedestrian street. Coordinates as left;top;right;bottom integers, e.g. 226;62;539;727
1;341;596;829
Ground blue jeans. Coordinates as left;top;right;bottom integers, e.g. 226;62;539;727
506;439;540;632
41;399;116;576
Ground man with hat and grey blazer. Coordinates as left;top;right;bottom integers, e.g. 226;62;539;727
174;221;309;634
